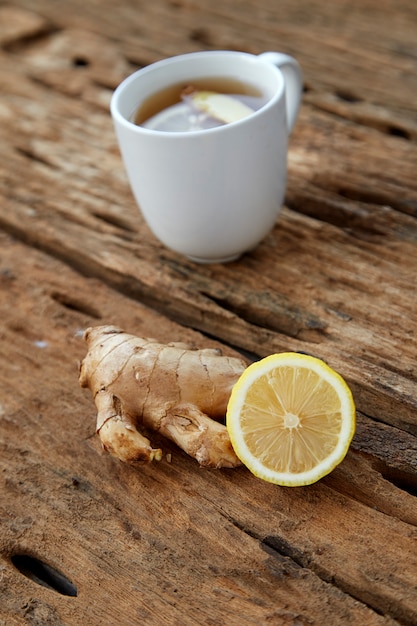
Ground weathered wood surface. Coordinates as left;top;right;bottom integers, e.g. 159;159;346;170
0;1;416;625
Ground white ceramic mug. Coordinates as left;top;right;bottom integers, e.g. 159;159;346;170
111;50;302;263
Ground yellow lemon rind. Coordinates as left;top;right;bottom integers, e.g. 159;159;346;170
226;352;356;487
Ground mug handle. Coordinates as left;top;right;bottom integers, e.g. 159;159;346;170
258;52;303;134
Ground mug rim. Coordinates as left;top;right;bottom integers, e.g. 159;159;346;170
110;50;285;137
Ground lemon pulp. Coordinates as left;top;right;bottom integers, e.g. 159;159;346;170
226;353;356;486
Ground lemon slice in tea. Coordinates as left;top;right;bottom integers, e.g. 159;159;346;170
226;353;356;486
189;91;254;124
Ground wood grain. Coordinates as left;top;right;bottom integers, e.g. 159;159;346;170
1;1;416;624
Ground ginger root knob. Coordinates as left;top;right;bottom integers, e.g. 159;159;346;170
79;325;246;468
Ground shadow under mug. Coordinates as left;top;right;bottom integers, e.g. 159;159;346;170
111;50;302;263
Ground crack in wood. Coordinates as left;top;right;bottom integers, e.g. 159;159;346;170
15;146;57;170
50;291;102;319
200;290;327;340
163;259;327;340
380;467;417;499
228;521;410;625
285;183;417;241
261;535;415;625
0;7;57;51
306;94;415;142
11;554;77;597
334;90;363;104
261;535;306;569
91;211;137;233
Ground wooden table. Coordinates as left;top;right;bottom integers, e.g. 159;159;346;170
1;1;416;624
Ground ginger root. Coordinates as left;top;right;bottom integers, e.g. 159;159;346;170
79;325;247;468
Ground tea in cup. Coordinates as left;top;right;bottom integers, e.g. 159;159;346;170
111;50;302;263
134;77;269;132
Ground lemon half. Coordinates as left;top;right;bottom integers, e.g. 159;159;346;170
226;353;356;486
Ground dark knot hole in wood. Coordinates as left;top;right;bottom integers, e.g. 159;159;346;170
72;56;89;67
11;554;78;597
